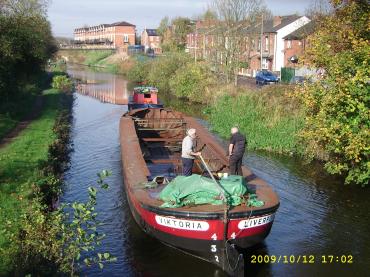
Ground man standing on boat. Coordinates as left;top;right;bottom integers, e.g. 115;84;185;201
228;127;246;176
182;128;201;176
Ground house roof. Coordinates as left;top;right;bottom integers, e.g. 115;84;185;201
74;21;135;32
109;21;135;27
243;15;302;34
145;29;159;36
283;21;316;40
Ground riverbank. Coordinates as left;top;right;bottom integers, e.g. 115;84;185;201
0;88;73;274
127;53;305;154
208;85;305;154
57;49;134;74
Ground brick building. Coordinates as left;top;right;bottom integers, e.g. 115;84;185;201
186;20;217;60
74;21;136;48
186;15;311;75
283;21;315;67
141;29;162;54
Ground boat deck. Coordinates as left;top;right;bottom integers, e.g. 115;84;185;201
120;108;279;217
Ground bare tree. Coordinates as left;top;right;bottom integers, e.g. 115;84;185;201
1;0;49;16
212;0;263;85
306;0;333;19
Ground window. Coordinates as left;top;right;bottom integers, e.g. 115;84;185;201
262;58;268;69
265;36;269;52
257;38;261;51
287;40;292;49
123;34;129;43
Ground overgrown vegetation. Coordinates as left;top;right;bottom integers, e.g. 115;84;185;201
296;0;369;186
0;89;64;273
209;85;305;153
3;171;116;276
0;85;115;275
52;75;74;93
127;52;217;103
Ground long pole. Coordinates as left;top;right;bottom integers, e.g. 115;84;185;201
260;14;263;70
198;154;226;200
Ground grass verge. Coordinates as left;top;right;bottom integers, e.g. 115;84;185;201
208;85;305;154
0;93;38;139
0;89;66;273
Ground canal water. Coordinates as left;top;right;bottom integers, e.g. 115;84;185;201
63;66;370;277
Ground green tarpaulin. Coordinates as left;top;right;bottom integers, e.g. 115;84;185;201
158;174;262;208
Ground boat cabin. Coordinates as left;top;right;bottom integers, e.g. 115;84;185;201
129;87;163;110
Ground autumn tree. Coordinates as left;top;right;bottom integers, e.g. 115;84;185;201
297;0;369;186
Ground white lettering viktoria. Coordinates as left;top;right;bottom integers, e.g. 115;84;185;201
155;215;210;231
237;214;275;230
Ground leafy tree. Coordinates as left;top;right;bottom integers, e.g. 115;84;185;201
0;0;56;104
169;62;216;102
127;59;153;83
297;0;370;186
159;16;194;52
157;16;170;37
146;52;191;91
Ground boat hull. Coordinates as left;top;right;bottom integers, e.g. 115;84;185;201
128;103;164;111
119;108;280;276
124;176;278;275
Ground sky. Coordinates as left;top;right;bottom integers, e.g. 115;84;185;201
48;0;316;38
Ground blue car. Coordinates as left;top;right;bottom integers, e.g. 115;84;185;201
255;70;279;85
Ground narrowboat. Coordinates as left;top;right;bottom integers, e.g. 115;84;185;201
128;86;163;111
119;108;279;276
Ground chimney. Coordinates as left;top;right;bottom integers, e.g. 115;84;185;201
273;16;282;27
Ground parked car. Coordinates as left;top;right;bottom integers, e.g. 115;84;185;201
255;71;279;85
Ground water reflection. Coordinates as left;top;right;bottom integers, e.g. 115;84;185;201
68;66;130;104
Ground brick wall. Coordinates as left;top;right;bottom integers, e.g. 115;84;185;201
283;38;306;67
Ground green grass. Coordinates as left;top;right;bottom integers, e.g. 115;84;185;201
0;89;61;273
208;85;305;154
0;116;17;139
80;50;114;66
0;93;38;140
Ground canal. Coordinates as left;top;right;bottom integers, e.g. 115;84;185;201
63;66;369;276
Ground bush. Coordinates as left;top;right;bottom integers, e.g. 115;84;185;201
52;75;73;93
127;59;153;83
169;62;216;102
296;0;370;186
127;52;218;103
146;52;191;91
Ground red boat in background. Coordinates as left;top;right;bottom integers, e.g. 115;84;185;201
128;86;163;111
119;108;280;276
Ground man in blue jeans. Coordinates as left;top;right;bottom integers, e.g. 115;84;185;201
181;128;201;176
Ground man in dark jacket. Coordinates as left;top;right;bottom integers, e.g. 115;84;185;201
228;127;246;175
